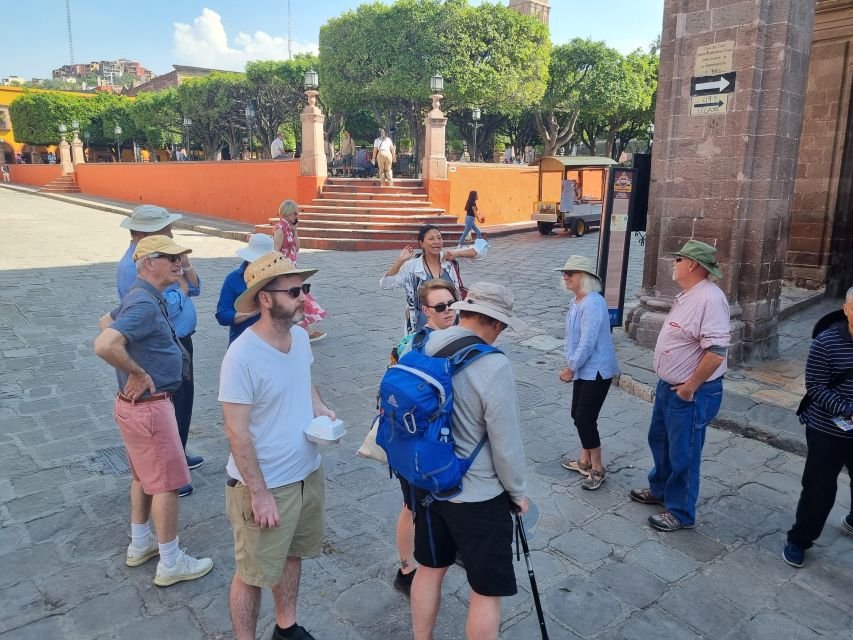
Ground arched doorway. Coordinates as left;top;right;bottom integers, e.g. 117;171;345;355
0;142;13;163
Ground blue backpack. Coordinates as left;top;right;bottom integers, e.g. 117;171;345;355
377;331;501;498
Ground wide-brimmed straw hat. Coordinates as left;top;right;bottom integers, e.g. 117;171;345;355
674;239;722;278
121;204;182;232
450;282;527;332
555;255;600;280
235;233;275;262
133;235;192;261
234;251;318;313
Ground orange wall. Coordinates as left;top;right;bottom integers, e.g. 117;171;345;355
446;164;563;225
75;160;301;224
8;164;62;186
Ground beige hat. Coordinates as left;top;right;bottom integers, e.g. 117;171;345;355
235;251;318;313
450;282;527;332
121;204;182;232
133;235;191;261
278;199;298;217
555;255;600;281
235;233;274;262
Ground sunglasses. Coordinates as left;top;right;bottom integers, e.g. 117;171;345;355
674;256;686;263
424;300;457;313
150;253;182;263
264;283;311;298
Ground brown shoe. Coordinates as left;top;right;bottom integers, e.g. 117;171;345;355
629;487;664;505
308;330;326;342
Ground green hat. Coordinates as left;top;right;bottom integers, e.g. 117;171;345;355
674;239;722;278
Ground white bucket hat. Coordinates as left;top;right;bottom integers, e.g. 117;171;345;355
120;204;183;232
236;233;275;262
450;282;527;332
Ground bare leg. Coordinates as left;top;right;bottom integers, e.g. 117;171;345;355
590;446;604;472
411;565;448;640
579;449;592;467
149;490;179;543
271;556;301;629
466;592;501;640
129;479;152;526
396;506;417;575
230;573;262;640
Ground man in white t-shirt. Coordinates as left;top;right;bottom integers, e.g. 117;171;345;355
372;128;397;187
270;132;286;159
219;251;335;640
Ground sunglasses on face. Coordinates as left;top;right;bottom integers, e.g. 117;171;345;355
424;300;457;313
150;253;181;263
264;283;311;299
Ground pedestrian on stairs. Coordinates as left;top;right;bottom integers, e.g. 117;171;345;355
274;199;327;342
372;128;397;187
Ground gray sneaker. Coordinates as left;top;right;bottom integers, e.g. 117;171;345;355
126;541;159;567
154;549;213;587
581;468;606;490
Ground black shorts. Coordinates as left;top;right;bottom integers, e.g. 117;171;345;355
413;491;516;597
398;475;413;511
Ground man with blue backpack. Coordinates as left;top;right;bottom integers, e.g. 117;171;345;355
380;282;528;640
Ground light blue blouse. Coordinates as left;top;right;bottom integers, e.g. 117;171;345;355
564;291;620;380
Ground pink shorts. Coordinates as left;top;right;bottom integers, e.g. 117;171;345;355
114;396;190;494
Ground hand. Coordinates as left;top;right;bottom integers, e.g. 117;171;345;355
180;256;192;269
442;249;456;261
250;488;280;528
123;371;156;400
512;497;529;515
559;368;574;383
314;405;336;421
397;246;414;262
672;383;695;402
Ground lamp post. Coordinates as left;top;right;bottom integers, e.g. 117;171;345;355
59;123;67;140
114;125;122;162
468;108;482;163
244;105;255;159
182;116;192;160
647;123;654;153
304;68;318;91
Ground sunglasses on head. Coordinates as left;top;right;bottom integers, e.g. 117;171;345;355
264;283;311;299
150;253;182;263
424;300;457;313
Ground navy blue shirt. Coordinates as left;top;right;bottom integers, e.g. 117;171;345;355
110;279;183;395
803;322;853;439
215;262;259;344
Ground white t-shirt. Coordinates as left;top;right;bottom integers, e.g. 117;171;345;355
271;137;285;158
374;137;394;154
219;326;320;488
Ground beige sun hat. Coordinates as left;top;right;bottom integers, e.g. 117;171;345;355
121;204;182;232
555;255;600;280
133;235;192;261
234;251;318;313
449;282;527;332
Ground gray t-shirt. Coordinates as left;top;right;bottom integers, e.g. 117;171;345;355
424;326;526;503
110;279;183;395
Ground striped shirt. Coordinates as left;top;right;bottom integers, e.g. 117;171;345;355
802;322;853;439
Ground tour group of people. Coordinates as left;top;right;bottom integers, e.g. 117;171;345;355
93;197;852;639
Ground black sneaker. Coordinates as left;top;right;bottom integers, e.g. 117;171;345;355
186;454;204;470
178;483;193;497
271;624;316;640
393;568;416;597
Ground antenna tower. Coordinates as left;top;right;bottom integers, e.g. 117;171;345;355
66;0;75;64
288;0;292;60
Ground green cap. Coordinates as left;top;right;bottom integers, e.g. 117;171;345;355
674;239;722;278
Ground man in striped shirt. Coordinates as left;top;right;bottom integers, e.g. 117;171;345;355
783;289;853;567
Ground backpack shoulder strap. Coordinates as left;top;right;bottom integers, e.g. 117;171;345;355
434;334;485;358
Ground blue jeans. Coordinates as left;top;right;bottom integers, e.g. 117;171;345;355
458;216;481;245
647;377;723;526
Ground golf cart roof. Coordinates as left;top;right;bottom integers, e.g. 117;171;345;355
531;156;618;170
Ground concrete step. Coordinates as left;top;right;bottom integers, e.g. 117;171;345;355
299;237;426;251
315;195;430;205
322;184;425;194
298;212;455;224
326;177;423;186
295;220;465;233
300;204;445;215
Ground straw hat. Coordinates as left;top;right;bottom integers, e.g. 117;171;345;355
235;233;274;262
674;239;722;278
133;235;192;261
450;282;527;332
555;255;600;280
121;204;182;232
234;252;318;313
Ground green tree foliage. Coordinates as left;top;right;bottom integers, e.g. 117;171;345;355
129;88;183;152
9;91;101;145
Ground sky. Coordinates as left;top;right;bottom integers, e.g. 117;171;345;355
4;1;664;80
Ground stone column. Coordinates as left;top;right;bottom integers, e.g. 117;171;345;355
58;135;74;175
71;130;85;165
422;94;448;181
299;89;327;177
625;0;816;361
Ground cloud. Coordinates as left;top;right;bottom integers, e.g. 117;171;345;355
173;8;318;71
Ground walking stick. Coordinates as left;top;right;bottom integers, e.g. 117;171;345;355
515;512;549;640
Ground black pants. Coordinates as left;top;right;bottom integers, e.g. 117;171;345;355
787;428;853;549
171;335;194;453
570;373;612;450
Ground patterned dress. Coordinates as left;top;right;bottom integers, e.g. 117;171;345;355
274;219;327;327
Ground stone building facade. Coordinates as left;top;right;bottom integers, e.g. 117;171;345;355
508;0;550;25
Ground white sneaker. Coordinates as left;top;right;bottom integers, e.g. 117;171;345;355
153;549;213;587
126;540;159;567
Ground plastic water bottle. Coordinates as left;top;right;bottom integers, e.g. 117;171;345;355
439;427;450;443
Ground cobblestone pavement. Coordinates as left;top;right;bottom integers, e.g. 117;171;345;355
1;189;851;639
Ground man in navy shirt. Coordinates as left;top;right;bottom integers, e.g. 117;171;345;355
215;234;273;344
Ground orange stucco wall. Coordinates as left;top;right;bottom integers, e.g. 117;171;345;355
8;163;62;186
75;160;301;224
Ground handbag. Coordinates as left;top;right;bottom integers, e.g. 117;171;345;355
450;260;468;300
356;415;387;464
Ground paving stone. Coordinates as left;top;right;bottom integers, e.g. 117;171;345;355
66;585;143;637
584;513;650;548
626;540;701;583
618;607;705;640
545;575;625;637
657;582;748;637
0;615;64;639
94;607;206;640
772;581;853;635
590;560;667;609
550;528;612;565
722;610;822;640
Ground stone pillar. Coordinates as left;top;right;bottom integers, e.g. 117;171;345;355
58;135;74;175
422;94;448;181
71;130;85;165
299;89;327;177
626;0;816;361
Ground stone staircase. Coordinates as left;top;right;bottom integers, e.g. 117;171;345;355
255;177;464;251
40;174;80;194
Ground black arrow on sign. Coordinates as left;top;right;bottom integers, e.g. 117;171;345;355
695;100;724;108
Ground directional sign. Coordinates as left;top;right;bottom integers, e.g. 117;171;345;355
691;72;736;96
690;94;729;116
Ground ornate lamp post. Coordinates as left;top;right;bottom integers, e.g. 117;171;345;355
647;123;655;153
422;73;448;181
182;116;192;160
114;125;123;162
69;119;84;165
300;69;326;176
469;108;482;163
244;105;255;159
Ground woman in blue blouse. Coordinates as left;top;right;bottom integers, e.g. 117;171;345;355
556;255;619;490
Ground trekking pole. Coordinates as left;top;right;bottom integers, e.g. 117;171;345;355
514;512;549;640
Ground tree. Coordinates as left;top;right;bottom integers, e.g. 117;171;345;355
176;74;245;159
9;90;102;146
129;88;183;154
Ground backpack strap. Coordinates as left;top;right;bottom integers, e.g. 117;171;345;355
434;334;486;357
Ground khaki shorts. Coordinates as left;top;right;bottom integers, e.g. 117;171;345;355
226;465;325;587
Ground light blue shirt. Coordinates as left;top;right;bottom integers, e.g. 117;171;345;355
564;291;619;380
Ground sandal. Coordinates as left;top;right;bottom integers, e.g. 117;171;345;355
561;458;592;475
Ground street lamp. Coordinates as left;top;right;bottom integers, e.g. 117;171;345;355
114;125;122;163
244;105;255;159
304;69;318;90
430;73;444;93
647;123;655;153
71;119;79;132
182;116;192;160
468;108;482;163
